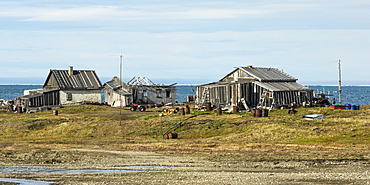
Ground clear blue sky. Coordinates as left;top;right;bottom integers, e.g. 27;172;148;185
1;0;370;85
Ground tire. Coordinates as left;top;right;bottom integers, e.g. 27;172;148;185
130;107;137;111
139;106;146;112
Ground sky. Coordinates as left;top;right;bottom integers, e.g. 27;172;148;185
1;0;370;85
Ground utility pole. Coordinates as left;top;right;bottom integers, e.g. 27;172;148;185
338;59;342;105
120;55;123;125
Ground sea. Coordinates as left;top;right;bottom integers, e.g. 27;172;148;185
0;85;369;105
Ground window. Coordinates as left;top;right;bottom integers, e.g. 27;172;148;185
156;89;162;98
143;90;147;97
67;93;72;101
166;90;171;98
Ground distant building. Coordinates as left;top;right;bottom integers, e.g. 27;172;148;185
104;76;176;106
15;66;103;112
196;66;313;110
103;76;132;107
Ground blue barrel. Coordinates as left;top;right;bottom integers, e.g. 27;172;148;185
356;105;360;110
351;105;356;110
345;104;351;110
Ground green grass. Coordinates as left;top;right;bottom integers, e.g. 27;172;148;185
0;105;369;160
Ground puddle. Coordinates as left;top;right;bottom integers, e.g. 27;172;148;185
0;178;56;185
0;166;193;184
0;167;171;173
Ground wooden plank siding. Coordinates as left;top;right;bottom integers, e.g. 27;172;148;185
197;82;313;110
15;90;60;112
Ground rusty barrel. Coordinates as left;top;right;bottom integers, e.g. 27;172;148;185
185;105;191;114
17;106;22;113
262;109;269;117
216;107;222;115
164;133;178;139
53;110;58;116
251;109;256;117
168;133;178;139
206;102;212;111
180;108;185;116
232;106;239;113
163;134;169;139
255;109;262;117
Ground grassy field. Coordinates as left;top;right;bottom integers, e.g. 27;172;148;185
0;105;369;162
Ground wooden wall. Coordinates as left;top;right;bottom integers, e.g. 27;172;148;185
197;82;313;109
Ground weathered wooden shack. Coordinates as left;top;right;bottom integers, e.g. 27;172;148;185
196;66;313;110
14;89;60;112
103;76;132;107
128;77;176;105
15;66;103;112
104;76;177;106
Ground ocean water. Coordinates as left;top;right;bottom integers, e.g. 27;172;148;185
0;85;196;103
0;85;369;105
0;85;43;101
308;85;370;106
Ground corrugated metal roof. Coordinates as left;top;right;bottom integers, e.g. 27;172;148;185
49;70;102;90
240;67;297;82
254;81;311;91
104;76;131;95
105;76;123;90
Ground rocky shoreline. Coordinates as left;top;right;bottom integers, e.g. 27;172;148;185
0;149;369;184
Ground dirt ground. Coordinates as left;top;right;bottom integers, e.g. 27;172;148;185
0;148;369;185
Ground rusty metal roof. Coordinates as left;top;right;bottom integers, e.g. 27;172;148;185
240;67;297;82
44;70;102;90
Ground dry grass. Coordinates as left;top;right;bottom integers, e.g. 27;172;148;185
0;105;369;161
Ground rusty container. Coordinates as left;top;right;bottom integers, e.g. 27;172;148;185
185;105;191;114
168;133;178;139
53;110;58;116
17;106;22;113
206;102;212;111
262;109;269;117
180;108;185;116
251;109;256;117
163;134;169;139
232;106;239;113
256;109;262;117
216;107;222;115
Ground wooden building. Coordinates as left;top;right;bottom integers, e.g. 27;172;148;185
196;66;313;110
15;66;103;112
104;76;177;106
103;76;132;107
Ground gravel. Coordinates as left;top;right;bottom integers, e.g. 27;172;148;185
0;149;369;184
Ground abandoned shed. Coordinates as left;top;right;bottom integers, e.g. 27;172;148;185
103;76;132;107
196;66;313;110
104;76;176;106
15;66;103;112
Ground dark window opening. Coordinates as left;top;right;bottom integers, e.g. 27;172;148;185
166;90;171;98
67;93;72;101
156;89;162;98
